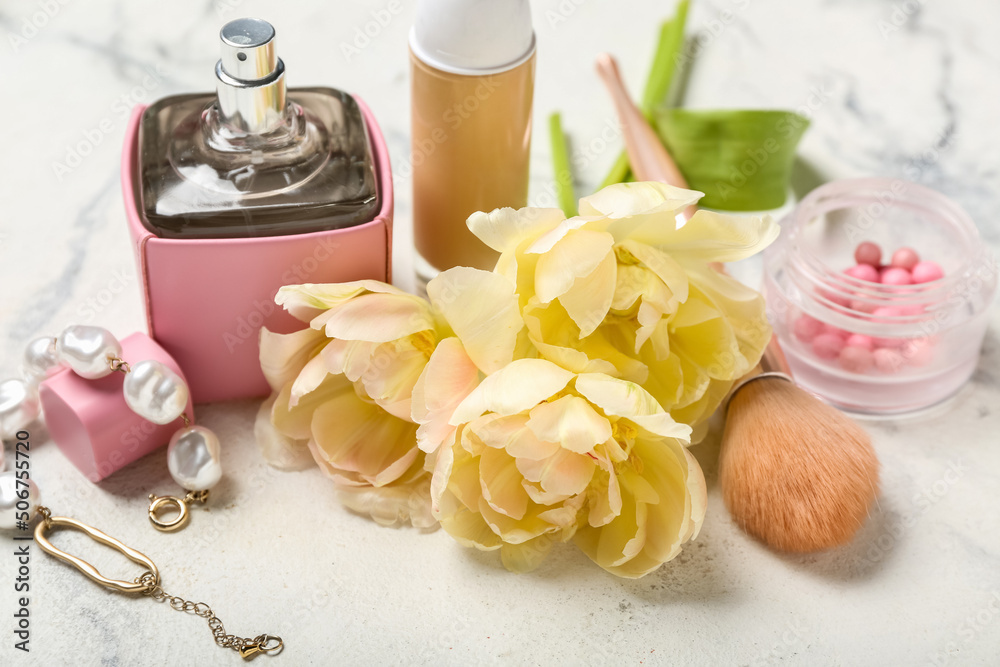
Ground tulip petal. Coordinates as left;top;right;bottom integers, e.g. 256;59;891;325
558;250;617;338
574;374;692;442
479;447;530;520
449;359;574;425
526;395;611;454
515;449;596;497
259;327;327;392
323;292;436;342
532;230;615;304
271;374;354;440
276;281;411;321
646;209;779;263
470;414;561;460
412;338;482;453
289;353;330;408
311;389;419;486
427;268;523;374
579;181;702;220
254;394;314;471
467;206;567;253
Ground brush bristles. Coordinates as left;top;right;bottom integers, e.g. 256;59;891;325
720;378;880;553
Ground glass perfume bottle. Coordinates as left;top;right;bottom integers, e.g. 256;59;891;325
139;18;379;239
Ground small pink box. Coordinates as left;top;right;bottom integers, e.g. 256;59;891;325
120;96;393;403
39;332;194;482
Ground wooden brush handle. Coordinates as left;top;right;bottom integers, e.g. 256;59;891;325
595;53;699;221
595;52;792;380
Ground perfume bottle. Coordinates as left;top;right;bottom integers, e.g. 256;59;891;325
410;0;536;280
139;17;379;238
122;18;394;402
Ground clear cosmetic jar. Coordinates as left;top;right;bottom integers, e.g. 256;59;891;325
763;178;997;415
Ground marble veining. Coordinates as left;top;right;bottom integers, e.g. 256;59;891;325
1;0;998;665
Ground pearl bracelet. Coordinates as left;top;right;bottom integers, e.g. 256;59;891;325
0;325;222;531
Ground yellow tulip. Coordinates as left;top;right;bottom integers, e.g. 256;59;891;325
432;358;707;578
258;271;524;528
468;181;778;439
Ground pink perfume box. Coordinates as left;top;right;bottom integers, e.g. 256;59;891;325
121;96;393;403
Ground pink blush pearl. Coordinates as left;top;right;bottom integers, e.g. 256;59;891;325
846;334;874;350
849;299;876;315
890;247;920;270
845;264;880;282
794;315;825;342
873;348;905;373
854;242;882;267
912;261;944;284
871;306;902;322
822;323;849;339
881;267;913;286
812;333;846;359
840;346;874;373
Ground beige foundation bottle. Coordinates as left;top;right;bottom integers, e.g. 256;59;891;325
410;0;536;282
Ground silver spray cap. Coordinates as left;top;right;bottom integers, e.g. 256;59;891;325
215;18;287;133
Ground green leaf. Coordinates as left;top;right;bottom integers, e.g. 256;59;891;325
653;108;810;211
549;112;577;217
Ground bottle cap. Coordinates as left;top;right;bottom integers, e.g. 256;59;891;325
215;17;287;133
39;332;194;482
410;0;536;75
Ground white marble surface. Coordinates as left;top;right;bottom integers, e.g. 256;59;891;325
2;0;1000;665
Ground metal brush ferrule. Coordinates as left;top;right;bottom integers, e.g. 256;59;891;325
215;18;287;134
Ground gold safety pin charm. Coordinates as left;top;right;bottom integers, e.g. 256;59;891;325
32;506;282;659
34;507;160;594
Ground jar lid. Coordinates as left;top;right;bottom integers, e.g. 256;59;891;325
39;332;193;482
410;0;536;75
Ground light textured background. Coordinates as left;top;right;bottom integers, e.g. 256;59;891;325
1;0;999;665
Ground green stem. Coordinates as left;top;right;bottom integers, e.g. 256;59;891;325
549;112;577;217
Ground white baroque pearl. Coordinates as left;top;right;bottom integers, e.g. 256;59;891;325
123;360;189;425
55;326;122;379
168;426;223;491
23;336;60;381
0;471;41;530
0;379;41;439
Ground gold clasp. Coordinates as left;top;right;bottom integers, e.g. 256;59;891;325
239;634;284;660
34;509;160;594
147;490;209;532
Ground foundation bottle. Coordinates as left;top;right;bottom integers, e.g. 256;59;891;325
410;0;536;280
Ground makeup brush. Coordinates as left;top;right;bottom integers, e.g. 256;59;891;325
595;52;879;553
